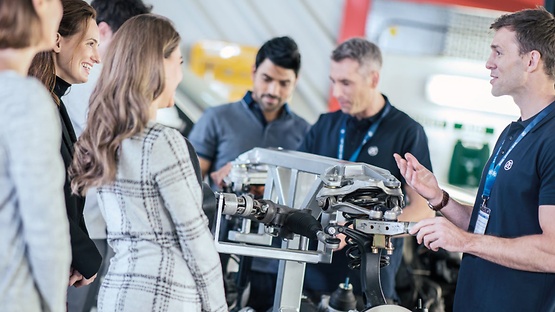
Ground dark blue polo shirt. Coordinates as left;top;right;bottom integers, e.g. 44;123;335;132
298;95;432;295
455;104;555;312
298;96;432;184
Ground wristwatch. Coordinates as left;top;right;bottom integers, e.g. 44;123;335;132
427;189;450;211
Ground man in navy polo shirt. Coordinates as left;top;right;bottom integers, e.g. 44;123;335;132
395;8;555;311
189;36;310;311
299;37;434;304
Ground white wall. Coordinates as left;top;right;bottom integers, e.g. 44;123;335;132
122;0;519;192
380;54;515;184
149;0;344;123
368;0;516;187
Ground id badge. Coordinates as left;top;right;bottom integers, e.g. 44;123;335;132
474;205;491;235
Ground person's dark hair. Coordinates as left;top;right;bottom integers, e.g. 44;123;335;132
58;0;96;39
255;36;301;77
91;0;152;33
491;7;555;80
332;37;382;74
28;0;96;105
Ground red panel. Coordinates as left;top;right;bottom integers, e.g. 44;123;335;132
338;0;372;42
329;0;372;111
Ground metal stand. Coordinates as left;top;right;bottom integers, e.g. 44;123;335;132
215;149;340;312
214;148;409;312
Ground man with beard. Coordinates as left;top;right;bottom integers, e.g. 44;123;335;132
188;36;310;311
190;36;309;189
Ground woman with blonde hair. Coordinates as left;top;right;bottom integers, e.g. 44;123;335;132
28;0;103;288
70;14;227;311
0;0;71;311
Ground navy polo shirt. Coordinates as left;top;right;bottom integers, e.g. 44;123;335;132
298;96;432;185
455;104;555;312
298;95;432;295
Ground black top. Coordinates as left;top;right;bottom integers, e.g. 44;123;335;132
55;76;101;279
298;95;433;294
298;95;432;184
456;104;555;311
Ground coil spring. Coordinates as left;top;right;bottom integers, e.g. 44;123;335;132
343;218;390;270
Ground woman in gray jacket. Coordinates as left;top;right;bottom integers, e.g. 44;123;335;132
70;14;227;312
0;0;71;311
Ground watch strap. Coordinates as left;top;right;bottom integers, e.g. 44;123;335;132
427;189;449;211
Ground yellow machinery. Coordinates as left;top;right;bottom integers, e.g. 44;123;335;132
189;40;258;101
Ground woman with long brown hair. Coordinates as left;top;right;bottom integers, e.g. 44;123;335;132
70;14;226;311
0;0;71;311
28;0;102;289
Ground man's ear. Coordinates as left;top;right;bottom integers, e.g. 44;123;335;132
370;70;380;89
527;50;541;73
251;64;257;81
53;33;62;53
98;21;113;42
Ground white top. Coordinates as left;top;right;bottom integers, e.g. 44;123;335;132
63;65;107;239
64;65;100;137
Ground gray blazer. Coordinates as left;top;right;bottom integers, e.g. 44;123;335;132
0;72;71;311
96;122;227;312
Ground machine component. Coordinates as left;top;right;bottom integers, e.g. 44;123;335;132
213;148;416;312
316;163;410;251
310;163;413;307
217;192;325;242
328;279;357;312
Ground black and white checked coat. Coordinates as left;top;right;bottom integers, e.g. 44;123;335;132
96;122;227;312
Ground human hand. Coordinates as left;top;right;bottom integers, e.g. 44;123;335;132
210;162;232;188
73;273;97;288
393;153;442;203
409;217;469;252
331;233;348;251
68;267;83;286
332;222;352;251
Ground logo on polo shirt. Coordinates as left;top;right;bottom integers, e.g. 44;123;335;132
367;146;379;157
504;160;513;170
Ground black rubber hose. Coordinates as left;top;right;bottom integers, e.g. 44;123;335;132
284;211;322;240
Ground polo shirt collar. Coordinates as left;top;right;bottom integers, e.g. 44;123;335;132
516;100;555;131
241;91;291;125
346;94;391;128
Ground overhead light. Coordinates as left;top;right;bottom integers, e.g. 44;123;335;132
426;74;519;117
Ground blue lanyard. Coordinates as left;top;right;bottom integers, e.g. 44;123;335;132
482;104;554;204
338;104;391;161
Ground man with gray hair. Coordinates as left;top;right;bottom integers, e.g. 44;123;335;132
299;37;433;305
